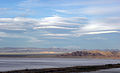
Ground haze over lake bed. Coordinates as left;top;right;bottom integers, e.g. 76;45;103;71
0;58;120;72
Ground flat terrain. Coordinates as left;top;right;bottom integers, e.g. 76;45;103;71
1;63;120;73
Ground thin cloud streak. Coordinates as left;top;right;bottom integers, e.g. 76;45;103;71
0;16;120;38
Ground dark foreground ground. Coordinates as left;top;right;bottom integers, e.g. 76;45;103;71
0;63;120;73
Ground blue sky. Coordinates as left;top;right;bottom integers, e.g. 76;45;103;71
0;0;120;49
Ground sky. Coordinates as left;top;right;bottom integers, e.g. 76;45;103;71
0;0;120;49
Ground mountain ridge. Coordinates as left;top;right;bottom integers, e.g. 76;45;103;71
59;50;120;58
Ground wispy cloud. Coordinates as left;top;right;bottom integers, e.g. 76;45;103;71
52;0;120;16
0;17;35;31
43;33;71;37
0;16;120;38
85;37;107;40
37;15;87;26
0;8;10;10
0;0;120;48
85;31;119;35
0;32;42;43
34;26;77;29
72;17;120;37
55;9;70;14
19;0;119;7
82;6;120;15
0;16;86;31
0;39;2;41
44;36;68;39
28;37;43;42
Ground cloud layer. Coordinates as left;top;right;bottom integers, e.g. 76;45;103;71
0;0;120;48
0;16;120;39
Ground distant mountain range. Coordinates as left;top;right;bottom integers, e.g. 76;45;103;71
58;50;120;59
0;47;79;53
0;47;120;59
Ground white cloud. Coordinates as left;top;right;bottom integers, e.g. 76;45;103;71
60;6;120;16
28;37;42;42
0;16;86;31
45;37;68;39
43;33;70;37
0;32;9;37
0;16;85;40
82;6;120;15
37;15;86;26
0;16;120;38
34;26;77;29
0;39;2;41
72;17;120;37
19;0;44;8
64;45;80;49
73;25;120;37
85;31;119;35
0;32;42;43
0;17;36;31
52;1;120;16
81;24;119;31
0;32;27;38
55;9;70;14
19;0;118;7
85;37;107;40
0;8;10;10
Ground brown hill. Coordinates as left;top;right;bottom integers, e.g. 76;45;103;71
58;50;120;58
